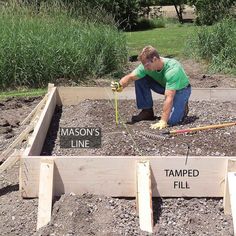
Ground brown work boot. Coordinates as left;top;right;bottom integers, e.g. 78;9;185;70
131;108;156;123
182;102;189;121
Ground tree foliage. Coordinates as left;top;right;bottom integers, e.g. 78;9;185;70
26;0;156;30
188;0;236;25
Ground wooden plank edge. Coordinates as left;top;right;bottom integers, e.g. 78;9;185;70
21;84;54;126
21;94;48;126
36;158;54;230
136;160;153;233
228;172;236;235
23;87;57;156
20;156;234;198
224;160;231;215
224;159;236;214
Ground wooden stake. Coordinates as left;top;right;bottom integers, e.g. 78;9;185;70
37;158;54;230
224;159;236;214
224;174;231;215
136;160;153;233
228;172;236;235
47;83;55;91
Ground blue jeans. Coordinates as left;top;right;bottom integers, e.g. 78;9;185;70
135;75;191;125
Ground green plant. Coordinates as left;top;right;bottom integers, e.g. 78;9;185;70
0;3;127;89
153;17;166;28
185;18;236;74
132;18;158;31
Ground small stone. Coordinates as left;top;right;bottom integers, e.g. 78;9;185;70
69;211;73;216
5;133;14;139
0;126;12;134
8;119;20;128
0;119;9;127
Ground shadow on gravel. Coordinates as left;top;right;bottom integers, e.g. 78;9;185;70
152;197;163;224
41;105;62;155
182;115;199;125
0;184;19;197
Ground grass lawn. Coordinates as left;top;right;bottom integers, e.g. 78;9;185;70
0;88;47;100
125;24;196;58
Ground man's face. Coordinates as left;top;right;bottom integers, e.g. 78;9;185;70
142;57;157;70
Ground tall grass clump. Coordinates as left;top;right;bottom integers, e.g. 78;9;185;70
0;3;127;90
185;18;236;74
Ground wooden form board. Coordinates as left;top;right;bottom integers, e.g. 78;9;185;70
224;159;236;236
57;87;236;105
136;161;153;233
224;159;236;214
20;156;232;198
228;172;236;235
23;87;57;156
37;158;54;230
20;92;48;125
20;86;236;199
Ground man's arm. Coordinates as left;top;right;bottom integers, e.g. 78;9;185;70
119;72;138;88
161;89;176;122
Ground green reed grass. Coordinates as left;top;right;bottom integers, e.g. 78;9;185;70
0;3;127;89
185;18;236;75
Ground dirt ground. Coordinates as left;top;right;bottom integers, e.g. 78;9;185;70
0;60;236;236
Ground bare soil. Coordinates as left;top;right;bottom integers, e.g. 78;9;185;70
0;61;236;236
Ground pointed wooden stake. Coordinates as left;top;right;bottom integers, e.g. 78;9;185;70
136;160;153;233
224;159;236;235
37;158;54;230
224;159;236;214
228;172;236;235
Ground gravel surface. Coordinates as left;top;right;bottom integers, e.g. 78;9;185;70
37;194;233;236
42;99;236;157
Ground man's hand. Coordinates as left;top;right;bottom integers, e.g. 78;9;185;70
150;120;168;130
111;81;123;92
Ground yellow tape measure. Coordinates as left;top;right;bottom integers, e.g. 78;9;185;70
114;92;119;125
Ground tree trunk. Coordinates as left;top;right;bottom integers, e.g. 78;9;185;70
173;4;184;23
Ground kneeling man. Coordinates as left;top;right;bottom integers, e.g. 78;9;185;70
111;45;191;130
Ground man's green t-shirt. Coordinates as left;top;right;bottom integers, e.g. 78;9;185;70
132;58;189;90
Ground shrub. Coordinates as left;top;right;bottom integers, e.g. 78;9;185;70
131;18;158;31
153;17;166;28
